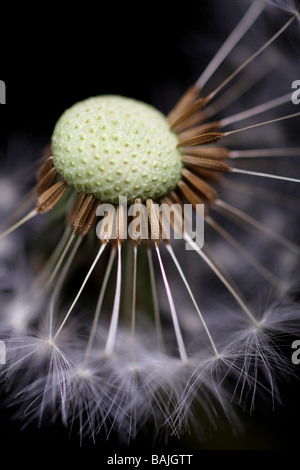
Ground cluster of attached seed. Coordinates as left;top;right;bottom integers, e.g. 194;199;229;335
51;95;183;204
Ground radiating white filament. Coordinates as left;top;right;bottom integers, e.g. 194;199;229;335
156;245;188;363
104;242;122;356
0;209;37;241
183;232;258;326
131;244;138;355
147;246;165;353
214;199;300;256
52;243;106;342
220;93;292;127
165;243;219;357
196;0;265;89
49;235;83;339
230;148;300;159
84;246;117;362
208;13;298;100
231;167;300;183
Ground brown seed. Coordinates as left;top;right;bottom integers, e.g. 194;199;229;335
181;156;230;172
36;156;54;182
72;194;96;234
36;180;68;213
167;85;200;126
181;168;218;201
178;132;224;148
35;167;57;195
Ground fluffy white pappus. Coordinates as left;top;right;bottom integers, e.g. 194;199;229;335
0;323;244;443
11;344;75;429
266;0;300;16
66;329;195;442
216;301;300;411
0;314;86;435
259;300;300;333
171;353;243;441
61;327;245;443
104;355;188;442
177;298;300;421
2;340;185;442
0;316;79;397
66;362;122;443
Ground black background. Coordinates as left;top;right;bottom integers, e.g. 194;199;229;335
0;1;300;466
0;4;202;146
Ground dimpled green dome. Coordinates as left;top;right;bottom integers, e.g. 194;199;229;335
51;95;183;204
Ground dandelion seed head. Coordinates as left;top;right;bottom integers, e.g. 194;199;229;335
51;95;183;204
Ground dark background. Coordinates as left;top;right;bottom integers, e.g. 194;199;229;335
1;1;300;465
0;5;202;147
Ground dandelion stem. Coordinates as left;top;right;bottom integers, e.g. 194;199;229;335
196;0;265;89
183;232;258;325
156;245;188;363
147;246;165;353
104;242;122;356
52;243;107;343
0;209;37;241
84;246;117;363
165;243;220;356
208;13;298;100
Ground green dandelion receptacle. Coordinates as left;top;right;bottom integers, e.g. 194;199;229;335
51;95;183;204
